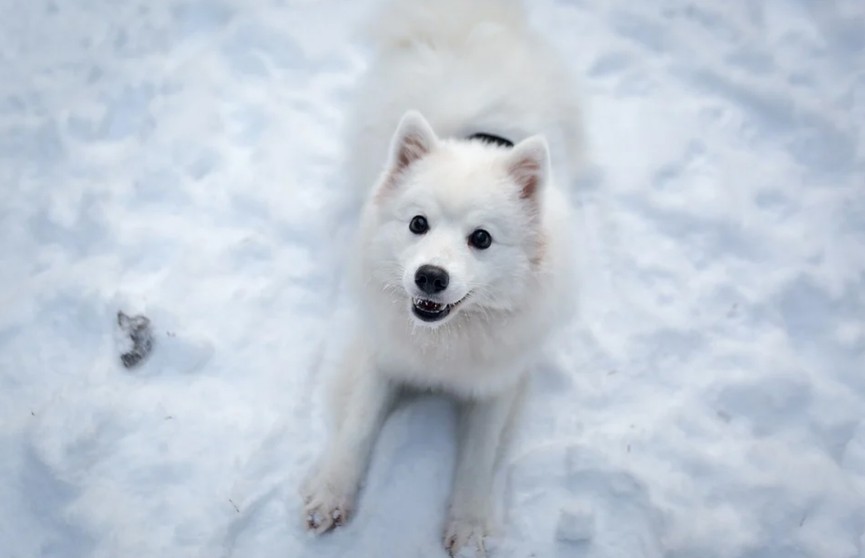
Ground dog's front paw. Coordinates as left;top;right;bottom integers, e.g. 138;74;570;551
444;516;489;557
300;472;356;534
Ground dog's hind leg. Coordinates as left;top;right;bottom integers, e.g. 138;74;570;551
444;383;522;557
300;345;395;534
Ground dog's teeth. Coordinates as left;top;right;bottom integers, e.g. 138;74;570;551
413;298;446;312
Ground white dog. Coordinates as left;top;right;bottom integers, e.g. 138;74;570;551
301;0;582;555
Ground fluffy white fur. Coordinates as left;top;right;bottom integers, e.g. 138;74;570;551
301;0;582;555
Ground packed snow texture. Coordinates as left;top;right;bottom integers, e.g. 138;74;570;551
1;1;864;557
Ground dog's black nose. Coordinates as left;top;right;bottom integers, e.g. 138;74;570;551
415;265;449;294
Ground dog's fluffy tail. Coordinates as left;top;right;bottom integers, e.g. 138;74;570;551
362;0;528;51
354;0;586;187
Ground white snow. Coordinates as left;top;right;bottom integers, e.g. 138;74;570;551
1;1;864;557
555;503;595;543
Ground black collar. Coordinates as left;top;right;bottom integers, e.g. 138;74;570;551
466;132;514;148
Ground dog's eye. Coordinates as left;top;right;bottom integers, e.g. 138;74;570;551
409;215;429;235
468;229;492;250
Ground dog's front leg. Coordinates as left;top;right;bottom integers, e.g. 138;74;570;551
301;351;394;534
445;384;521;557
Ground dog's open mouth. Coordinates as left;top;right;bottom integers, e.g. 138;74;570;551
411;297;464;323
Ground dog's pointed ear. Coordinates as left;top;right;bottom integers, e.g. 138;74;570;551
506;135;550;200
388;110;438;174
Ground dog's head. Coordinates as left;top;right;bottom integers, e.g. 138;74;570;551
362;111;550;328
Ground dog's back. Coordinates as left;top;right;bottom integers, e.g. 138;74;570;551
347;0;584;196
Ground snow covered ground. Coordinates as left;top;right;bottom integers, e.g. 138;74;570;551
1;0;864;557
